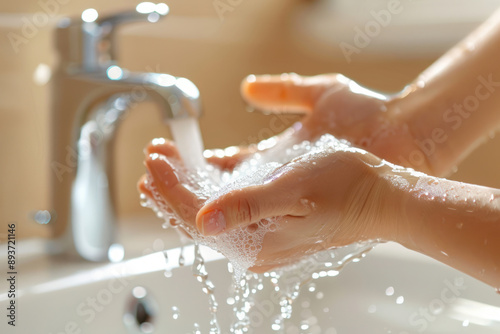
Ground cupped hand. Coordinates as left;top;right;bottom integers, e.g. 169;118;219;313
138;139;399;272
209;73;436;175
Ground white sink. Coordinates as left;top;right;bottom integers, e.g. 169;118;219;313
2;236;500;333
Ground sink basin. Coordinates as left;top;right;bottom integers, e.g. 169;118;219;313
2;232;500;333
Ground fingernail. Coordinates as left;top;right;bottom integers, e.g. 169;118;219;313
246;74;257;83
144;138;166;155
199;210;226;236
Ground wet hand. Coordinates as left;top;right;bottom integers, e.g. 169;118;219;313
138;139;398;272
209;73;435;175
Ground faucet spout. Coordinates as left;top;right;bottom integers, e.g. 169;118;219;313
50;6;204;261
83;70;202;121
51;69;203;262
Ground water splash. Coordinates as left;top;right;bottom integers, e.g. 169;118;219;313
192;244;221;334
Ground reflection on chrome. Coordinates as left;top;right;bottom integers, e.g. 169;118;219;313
81;8;99;23
157;74;176;87
106;65;124;81
136;2;170;16
175;78;201;99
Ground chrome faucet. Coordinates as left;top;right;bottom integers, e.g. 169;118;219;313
50;4;202;261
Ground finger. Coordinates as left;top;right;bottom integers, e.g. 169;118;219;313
249;264;275;274
138;173;170;209
241;73;339;114
145;138;182;161
137;174;154;199
195;182;312;236
145;153;199;223
204;146;254;171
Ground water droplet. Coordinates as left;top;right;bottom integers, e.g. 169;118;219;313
139;193;150;207
163;250;173;278
178;246;185;266
172;306;180;320
328;270;339;277
385;286;395;296
271;323;281;331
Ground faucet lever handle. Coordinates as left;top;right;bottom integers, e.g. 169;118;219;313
97;4;169;66
56;4;169;71
98;3;170;27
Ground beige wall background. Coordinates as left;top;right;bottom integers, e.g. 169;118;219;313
1;0;500;240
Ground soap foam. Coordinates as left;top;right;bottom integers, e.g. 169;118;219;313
144;134;357;279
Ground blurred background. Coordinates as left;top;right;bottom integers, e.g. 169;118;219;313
1;0;500;241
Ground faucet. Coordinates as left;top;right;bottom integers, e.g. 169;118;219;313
49;4;202;261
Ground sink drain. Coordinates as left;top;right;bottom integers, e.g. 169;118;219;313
124;286;157;333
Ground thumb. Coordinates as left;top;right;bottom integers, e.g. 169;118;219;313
195;183;311;236
240;73;340;114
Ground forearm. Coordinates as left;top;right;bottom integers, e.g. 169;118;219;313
383;168;500;288
390;8;500;176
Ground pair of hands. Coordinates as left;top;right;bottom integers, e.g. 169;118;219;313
138;73;428;271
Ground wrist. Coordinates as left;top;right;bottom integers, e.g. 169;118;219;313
367;161;420;246
345;153;413;244
387;84;453;176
